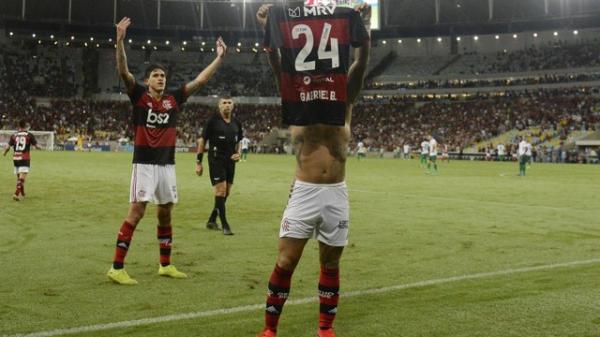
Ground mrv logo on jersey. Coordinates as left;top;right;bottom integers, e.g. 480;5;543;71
289;1;336;18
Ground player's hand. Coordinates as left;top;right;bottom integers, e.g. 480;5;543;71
231;153;241;162
216;37;227;58
256;4;273;30
116;17;131;42
354;3;371;28
195;163;203;176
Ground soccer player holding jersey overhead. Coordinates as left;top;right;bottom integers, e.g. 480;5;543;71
2;120;41;201
106;17;227;285
256;2;371;336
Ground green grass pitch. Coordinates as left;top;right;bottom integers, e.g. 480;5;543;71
1;152;599;337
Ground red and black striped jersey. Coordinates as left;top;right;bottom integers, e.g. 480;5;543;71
8;131;37;161
128;82;187;165
264;2;369;126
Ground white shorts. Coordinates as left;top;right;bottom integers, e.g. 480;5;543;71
129;164;178;204
280;180;350;247
14;166;30;175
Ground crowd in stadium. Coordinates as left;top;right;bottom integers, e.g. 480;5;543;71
1;88;598;159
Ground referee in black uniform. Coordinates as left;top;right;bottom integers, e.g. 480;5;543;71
195;96;242;235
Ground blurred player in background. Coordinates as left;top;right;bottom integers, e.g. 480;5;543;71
240;135;251;161
195;96;242;235
356;140;367;160
497;142;506;161
420;137;430;167
107;17;227;285
427;134;438;174
2;120;41;201
257;2;371;336
518;137;531;176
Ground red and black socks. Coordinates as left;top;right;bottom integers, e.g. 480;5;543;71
318;266;340;331
157;225;172;266
264;264;293;332
112;221;136;269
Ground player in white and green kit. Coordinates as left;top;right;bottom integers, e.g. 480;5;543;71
517;137;531;176
419;139;429;167
427;135;438;174
240;136;251;161
496;143;505;161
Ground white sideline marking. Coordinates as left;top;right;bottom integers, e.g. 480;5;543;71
6;258;600;337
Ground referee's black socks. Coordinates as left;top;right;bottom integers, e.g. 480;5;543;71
215;196;228;226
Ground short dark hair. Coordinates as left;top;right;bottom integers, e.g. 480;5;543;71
220;95;233;101
144;63;167;79
18;120;27;129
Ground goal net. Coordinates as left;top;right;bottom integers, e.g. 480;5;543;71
0;130;55;151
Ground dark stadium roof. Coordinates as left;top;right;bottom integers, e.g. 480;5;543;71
1;0;600;40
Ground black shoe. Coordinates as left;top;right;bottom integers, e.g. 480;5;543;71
222;224;234;236
206;221;220;230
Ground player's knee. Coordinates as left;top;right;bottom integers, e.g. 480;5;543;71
276;255;300;272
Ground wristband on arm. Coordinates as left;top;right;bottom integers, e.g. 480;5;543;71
196;152;203;163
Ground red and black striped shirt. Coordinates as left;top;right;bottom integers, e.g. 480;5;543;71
8;131;37;161
264;2;369;126
128;83;187;165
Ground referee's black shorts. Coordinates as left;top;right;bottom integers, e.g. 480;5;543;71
208;158;236;186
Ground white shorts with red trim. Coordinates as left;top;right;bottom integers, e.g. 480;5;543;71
14;166;30;175
279;180;349;247
129;164;178;204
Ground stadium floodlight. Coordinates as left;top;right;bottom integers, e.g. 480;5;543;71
9;32;13;36
573;30;579;35
181;47;185;51
165;40;170;45
456;36;461;41
50;34;54;39
202;41;206;46
437;37;442;42
533;33;538;37
128;38;132;43
494;35;499;39
54;41;58;45
473;36;479;41
200;47;204;52
96;43;99;48
416;38;421;43
32;33;36;38
66;42;70;46
211;48;215;52
183;41;188;45
237;42;242;47
142;45;146;50
109;38;113;42
147;39;151;44
382;40;387;44
513;34;518;39
71;36;75;40
153;46;157;50
398;39;402;44
38;40;42;44
236;48;241;53
255;42;260;47
90;37;94;41
553;31;558;36
84;42;88;47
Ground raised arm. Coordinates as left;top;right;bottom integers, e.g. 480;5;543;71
347;4;372;105
185;37;227;96
116;17;136;90
256;4;281;90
